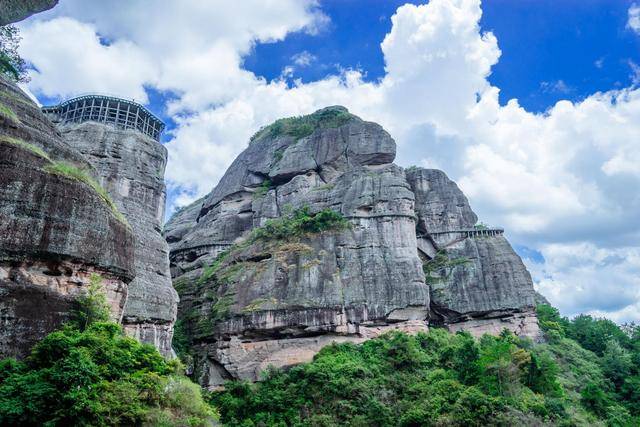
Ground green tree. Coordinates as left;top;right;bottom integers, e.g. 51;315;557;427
568;314;630;355
0;322;216;426
580;381;612;418
73;273;111;330
601;339;633;390
620;375;640;415
0;26;29;83
536;304;570;338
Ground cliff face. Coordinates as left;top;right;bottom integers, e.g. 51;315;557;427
406;168;538;336
165;106;540;388
57;122;178;357
0;0;58;25
0;76;135;358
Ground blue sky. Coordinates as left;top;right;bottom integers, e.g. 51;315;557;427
243;0;640;113
17;0;640;323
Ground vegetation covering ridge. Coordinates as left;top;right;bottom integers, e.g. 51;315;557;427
2;274;638;426
196;206;350;286
249;106;355;143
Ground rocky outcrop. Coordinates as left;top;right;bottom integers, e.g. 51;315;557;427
57;121;178;357
166;106;540;388
0;76;135;358
405;168;538;337
0;0;58;25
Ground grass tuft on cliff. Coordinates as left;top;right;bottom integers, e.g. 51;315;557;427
211;307;640;426
250;106;354;143
177;206;350;349
0;102;19;123
198;206;348;286
43;161;130;227
1;137;129;227
422;249;470;285
0;135;49;160
250;205;350;242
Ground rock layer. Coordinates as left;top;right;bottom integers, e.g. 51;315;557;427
165;106;539;387
58;121;178;357
0;76;135;358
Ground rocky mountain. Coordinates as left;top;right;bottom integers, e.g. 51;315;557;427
57;121;178;357
0;0;58;25
165;106;539;388
0;76;135;357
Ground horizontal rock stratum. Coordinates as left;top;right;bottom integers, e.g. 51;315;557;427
54;109;178;357
0;76;135;357
165;106;540;388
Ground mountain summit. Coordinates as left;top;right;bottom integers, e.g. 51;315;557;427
164;107;538;387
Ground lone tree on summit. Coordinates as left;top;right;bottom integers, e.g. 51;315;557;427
0;25;29;83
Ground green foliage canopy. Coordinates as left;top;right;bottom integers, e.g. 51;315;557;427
0;322;216;426
212;306;640;426
0;279;216;426
0;26;29;83
212;329;575;426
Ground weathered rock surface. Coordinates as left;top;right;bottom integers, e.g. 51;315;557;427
405;167;538;336
0;0;58;25
0;76;135;358
58;121;178;357
166;106;539;387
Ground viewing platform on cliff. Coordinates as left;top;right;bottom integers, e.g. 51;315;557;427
429;228;504;239
42;94;165;142
417;228;505;257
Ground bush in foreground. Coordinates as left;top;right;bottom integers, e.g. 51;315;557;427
0;322;216;426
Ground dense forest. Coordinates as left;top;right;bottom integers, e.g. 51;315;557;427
1;300;638;426
212;304;640;426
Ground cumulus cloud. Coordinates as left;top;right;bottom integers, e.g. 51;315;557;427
19;17;155;102
18;0;640;322
528;243;640;323
19;0;328;110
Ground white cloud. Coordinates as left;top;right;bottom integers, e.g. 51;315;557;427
19;17;155;102
529;243;640;323
628;3;640;34
540;79;571;94
292;51;317;67
629;60;640;86
18;0;640;322
594;57;604;69
19;0;328;111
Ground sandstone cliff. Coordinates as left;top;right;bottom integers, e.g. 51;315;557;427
0;0;58;25
58;121;178;357
165;106;539;388
406;168;538;336
0;76;135;358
